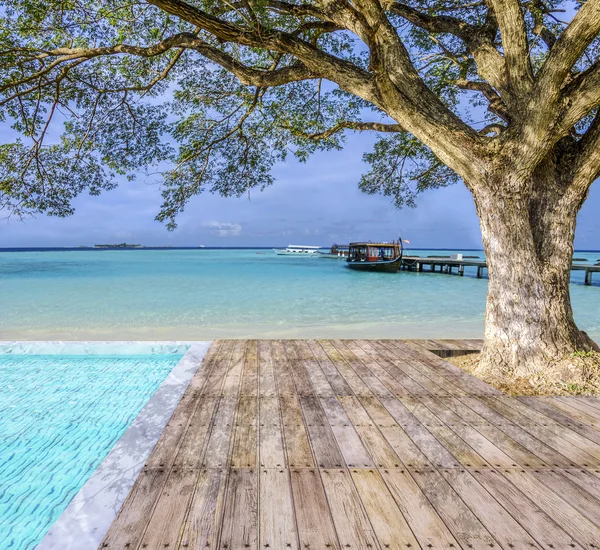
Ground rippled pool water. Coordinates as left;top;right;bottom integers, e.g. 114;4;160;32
0;353;182;550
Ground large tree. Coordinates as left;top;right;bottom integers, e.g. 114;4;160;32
1;0;599;378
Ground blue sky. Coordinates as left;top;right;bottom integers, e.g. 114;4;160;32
1;129;598;249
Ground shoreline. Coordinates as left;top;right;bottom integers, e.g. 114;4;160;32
2;323;600;342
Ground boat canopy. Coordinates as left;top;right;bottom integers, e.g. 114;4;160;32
348;241;402;261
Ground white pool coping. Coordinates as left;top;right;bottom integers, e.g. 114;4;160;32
28;341;212;550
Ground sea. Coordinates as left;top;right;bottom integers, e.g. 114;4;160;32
1;247;599;341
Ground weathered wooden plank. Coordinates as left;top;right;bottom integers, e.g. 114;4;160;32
518;396;600;446
278;392;314;468
531;469;600;524
283;340;315;396
219;469;259;550
561;468;600;501
439;469;542;548
543;396;600;427
201;340;235;396
294;340;336;398
384;340;471;397
397;396;490;468
500;468;600;546
136;468;197;550
259;469;299;550
357;340;432;396
558;396;600;422
290;469;340;549
350;469;421;550
416;396;522;468
145;341;229;469
379;396;460;468
380;469;460;549
202;396;237;469
240;339;259;397
401;341;501;396
179;468;228;550
409;468;496;549
320;396;374;468
460;396;576;468
271;340;295;397
475;469;582;549
172;396;218;469
100;469;168;549
300;396;345;469
343;340;404;398
435;396;548;468
320;340;374;396
372;340;454;397
338;395;403;469
330;340;397;398
231;396;259;469
306;340;353;396
483;397;600;467
258;340;276;397
221;340;246;397
320;469;380;549
358;395;432;468
259;396;285;468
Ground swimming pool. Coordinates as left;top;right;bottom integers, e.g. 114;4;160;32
0;349;191;550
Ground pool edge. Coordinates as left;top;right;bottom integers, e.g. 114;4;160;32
35;341;212;550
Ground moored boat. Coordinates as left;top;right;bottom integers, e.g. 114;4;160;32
346;240;405;272
318;244;350;258
274;244;322;255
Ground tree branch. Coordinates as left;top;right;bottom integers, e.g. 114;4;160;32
570;112;600;198
285;120;405;141
455;78;510;122
389;2;510;100
145;0;378;100
538;0;600;94
488;0;533;98
559;61;600;135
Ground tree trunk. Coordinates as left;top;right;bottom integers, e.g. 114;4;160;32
473;161;598;381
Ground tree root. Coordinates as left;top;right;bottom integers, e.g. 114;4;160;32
449;351;600;396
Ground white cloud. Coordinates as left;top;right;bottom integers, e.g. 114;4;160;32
202;221;242;237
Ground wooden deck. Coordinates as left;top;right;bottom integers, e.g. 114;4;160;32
100;340;600;550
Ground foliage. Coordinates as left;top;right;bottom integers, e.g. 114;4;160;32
0;0;598;227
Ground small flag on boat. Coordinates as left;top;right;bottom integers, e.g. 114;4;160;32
403;239;410;244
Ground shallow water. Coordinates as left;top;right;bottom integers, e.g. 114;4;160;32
0;353;182;550
0;248;599;341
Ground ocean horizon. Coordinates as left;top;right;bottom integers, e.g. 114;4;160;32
2;247;599;341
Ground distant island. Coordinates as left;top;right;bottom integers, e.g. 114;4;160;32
94;243;143;248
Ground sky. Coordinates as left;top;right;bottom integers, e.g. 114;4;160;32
1;129;599;249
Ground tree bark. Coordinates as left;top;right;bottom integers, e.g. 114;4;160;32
473;159;599;381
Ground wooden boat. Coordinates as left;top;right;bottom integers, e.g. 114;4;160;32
346;240;404;273
317;244;350;259
273;245;322;256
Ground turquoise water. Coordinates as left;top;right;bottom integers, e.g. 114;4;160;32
0;248;599;341
0;353;182;550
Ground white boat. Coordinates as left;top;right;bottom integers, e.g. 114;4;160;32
274;244;322;256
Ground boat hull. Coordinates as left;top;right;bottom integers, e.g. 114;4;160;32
346;256;403;273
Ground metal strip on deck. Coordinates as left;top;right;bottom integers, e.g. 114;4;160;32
99;339;600;550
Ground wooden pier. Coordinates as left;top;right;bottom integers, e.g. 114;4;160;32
402;256;600;284
101;339;600;550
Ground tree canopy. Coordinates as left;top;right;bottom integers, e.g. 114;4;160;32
0;0;598;228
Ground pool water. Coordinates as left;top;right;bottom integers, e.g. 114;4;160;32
0;353;182;550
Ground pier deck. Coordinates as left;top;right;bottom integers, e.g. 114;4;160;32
101;339;600;550
402;256;600;284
